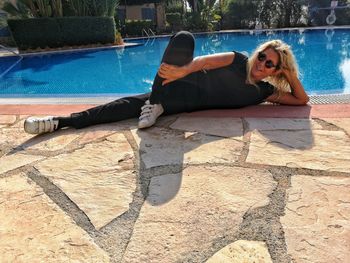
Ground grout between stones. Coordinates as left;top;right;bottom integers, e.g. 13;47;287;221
27;167;97;235
1;114;350;262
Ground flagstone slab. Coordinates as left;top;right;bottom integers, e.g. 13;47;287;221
0;124;78;153
281;175;350;263
0;115;16;125
206;240;273;263
170;116;243;138
122;166;276;262
0;174;110;262
132;127;243;169
0;116;78;151
76;122;136;145
35;133;136;230
77;127;119;145
245;118;322;131
0;153;44;175
246;130;350;172
23;129;80;151
321;118;350;135
9;117;28;128
0;127;34;148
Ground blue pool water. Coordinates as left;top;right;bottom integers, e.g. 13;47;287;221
0;28;349;97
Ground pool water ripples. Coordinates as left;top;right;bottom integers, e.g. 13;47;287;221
0;28;349;97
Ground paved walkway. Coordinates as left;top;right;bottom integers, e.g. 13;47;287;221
1;104;350;262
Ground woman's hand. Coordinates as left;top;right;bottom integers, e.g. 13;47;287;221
158;63;189;86
157;53;235;86
274;67;297;81
267;67;309;105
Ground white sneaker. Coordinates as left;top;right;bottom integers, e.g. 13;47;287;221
24;116;59;135
138;100;164;129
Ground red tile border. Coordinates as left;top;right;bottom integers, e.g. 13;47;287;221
0;104;349;118
0;104;96;116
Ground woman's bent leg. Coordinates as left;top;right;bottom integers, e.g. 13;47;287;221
150;31;195;104
137;31;196;129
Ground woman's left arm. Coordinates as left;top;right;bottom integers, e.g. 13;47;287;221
266;70;309;105
158;52;235;85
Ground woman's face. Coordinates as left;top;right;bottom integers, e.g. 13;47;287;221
251;48;279;81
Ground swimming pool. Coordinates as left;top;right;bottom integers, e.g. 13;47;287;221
0;28;349;98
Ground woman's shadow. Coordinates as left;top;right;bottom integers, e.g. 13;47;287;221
10;105;314;207
135;105;314;206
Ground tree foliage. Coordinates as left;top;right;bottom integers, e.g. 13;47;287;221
2;0;349;33
2;0;62;17
219;0;349;29
221;0;259;29
308;0;350;26
167;0;217;31
2;0;119;18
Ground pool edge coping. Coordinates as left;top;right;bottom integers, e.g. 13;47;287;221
1;26;350;107
0;42;142;58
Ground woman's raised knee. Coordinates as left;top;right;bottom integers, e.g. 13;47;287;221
172;31;195;46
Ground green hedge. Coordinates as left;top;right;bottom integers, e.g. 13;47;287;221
124;20;153;37
7;17;116;50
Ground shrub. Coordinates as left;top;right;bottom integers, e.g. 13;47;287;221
8;16;116;50
58;17;116;45
8;18;62;49
124;19;153;37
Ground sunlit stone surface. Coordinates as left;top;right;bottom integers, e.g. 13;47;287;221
24;129;80;151
132;127;243;168
0;174;110;262
321;118;350;135
170;116;243;138
0;153;44;175
0;115;16;125
122;166;276;262
35;133;136;229
247;130;350;172
0;126;34;148
281;175;350;263
245;118;322;131
206;240;273;263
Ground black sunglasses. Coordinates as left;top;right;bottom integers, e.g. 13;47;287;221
257;52;279;69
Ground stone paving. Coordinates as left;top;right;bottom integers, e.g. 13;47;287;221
0;113;350;262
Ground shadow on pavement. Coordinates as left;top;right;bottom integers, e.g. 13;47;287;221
8;105;313;207
136;105;314;206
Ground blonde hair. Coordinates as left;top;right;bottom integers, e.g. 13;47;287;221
246;40;299;92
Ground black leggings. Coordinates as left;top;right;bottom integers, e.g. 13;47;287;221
67;31;200;129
